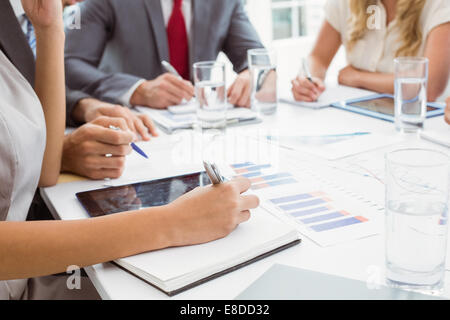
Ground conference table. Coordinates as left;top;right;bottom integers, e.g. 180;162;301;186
42;100;449;300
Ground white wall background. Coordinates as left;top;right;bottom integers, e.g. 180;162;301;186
220;0;347;90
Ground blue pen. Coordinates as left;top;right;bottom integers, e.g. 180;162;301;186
109;125;149;159
311;132;371;138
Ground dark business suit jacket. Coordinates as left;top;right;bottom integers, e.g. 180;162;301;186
0;0;90;127
65;0;264;104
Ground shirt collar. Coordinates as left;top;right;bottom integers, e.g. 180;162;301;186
9;0;25;18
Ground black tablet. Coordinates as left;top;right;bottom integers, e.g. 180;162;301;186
76;171;210;217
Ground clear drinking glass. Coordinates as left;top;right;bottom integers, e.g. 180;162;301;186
194;61;227;129
385;149;449;293
248;48;278;115
394;57;429;133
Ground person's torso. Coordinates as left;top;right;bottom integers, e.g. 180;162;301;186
0;49;46;299
91;0;239;80
332;0;438;73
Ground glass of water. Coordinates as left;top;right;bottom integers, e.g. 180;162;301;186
194;61;227;129
385;149;449;293
248;48;277;115
394;57;428;133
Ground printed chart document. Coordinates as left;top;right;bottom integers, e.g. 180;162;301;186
225;161;383;247
280;85;375;109
114;208;300;296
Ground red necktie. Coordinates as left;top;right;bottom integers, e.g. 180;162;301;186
167;0;190;80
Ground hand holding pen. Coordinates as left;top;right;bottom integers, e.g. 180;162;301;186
291;58;326;102
129;62;194;109
109;125;149;159
162;60;195;104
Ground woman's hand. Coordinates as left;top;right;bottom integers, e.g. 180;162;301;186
291;76;326;102
445;97;450;125
164;178;260;247
21;0;63;31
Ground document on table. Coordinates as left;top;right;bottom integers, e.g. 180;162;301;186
280;85;375;109
136;104;260;133
420;128;450;148
266;131;403;160
224;161;383;247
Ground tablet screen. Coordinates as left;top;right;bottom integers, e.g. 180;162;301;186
348;97;438;116
76;172;210;217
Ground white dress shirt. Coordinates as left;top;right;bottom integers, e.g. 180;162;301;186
121;0;193;106
161;0;192;39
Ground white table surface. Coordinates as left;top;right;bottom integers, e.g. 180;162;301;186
41;102;450;300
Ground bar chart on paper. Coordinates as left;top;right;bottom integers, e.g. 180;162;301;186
229;162;382;247
230;163;298;191
266;190;380;246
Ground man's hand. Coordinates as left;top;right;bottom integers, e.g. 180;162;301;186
62;117;135;180
445;97;450;125
227;69;252;108
338;65;362;88
130;74;194;109
72;98;158;141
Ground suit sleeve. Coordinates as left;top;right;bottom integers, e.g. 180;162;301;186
64;0;142;104
222;1;264;73
65;87;90;127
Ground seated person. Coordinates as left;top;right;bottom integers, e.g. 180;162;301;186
0;0;258;300
64;0;264;109
5;0;158;180
292;0;450;103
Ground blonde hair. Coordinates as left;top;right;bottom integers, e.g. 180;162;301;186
347;0;426;57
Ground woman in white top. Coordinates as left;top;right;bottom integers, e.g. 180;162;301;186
0;0;258;300
291;0;450;102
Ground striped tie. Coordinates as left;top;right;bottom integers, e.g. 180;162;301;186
24;15;36;58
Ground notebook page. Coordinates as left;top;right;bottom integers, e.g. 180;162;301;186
116;207;298;283
280;85;375;109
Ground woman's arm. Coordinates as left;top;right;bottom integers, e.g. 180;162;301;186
308;21;342;80
424;23;450;101
0;178;259;280
22;0;66;187
338;66;395;94
292;21;341;101
339;23;450;100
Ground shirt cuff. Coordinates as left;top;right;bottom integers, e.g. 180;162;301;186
119;79;146;107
